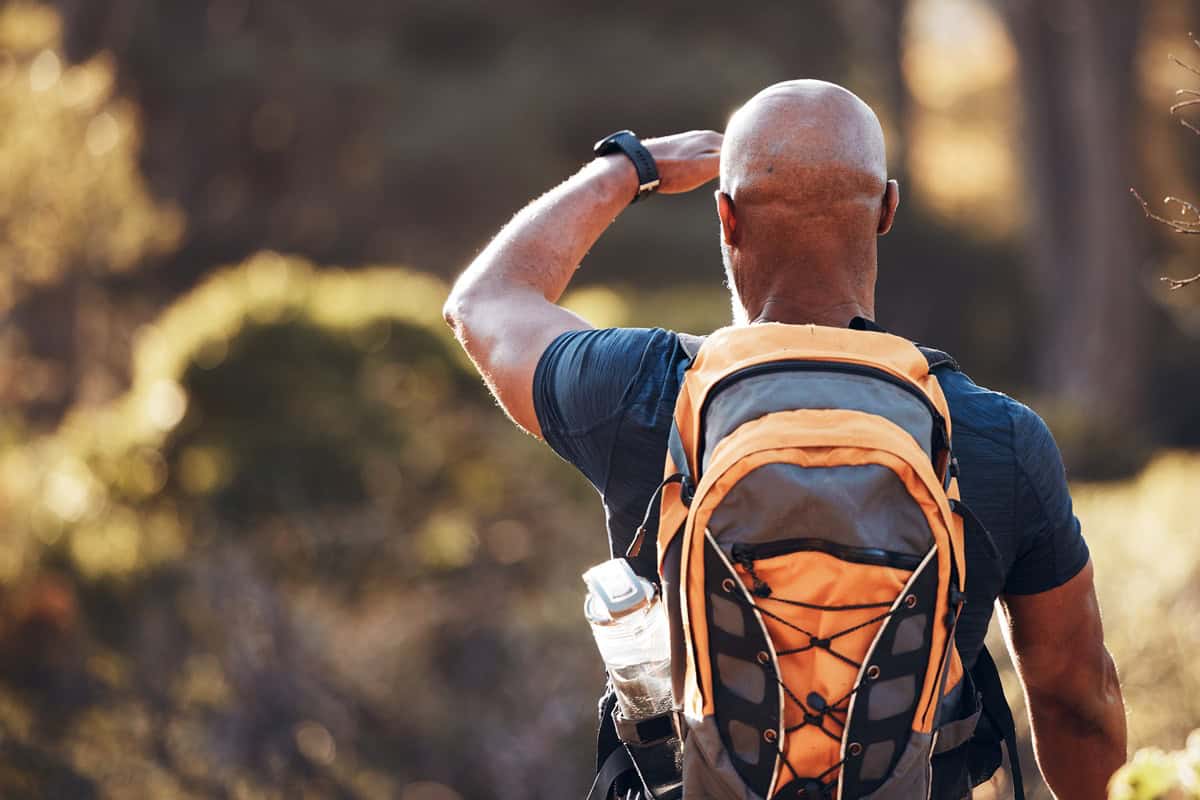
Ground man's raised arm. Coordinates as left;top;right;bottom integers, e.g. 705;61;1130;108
442;131;722;437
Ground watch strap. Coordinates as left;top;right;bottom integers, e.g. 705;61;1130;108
593;130;661;203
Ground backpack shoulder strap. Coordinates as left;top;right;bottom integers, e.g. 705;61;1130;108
972;646;1025;800
587;745;637;800
676;332;706;363
665;332;707;495
589;692;641;800
917;345;961;373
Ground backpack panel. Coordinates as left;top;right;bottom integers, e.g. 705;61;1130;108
678;325;940;409
835;550;942;798
705;462;933;560
700;371;937;471
678;409;962;719
737;547;925;785
670;329;946;448
679;416;960;791
658;325;967;800
703;534;783;796
682;713;766;800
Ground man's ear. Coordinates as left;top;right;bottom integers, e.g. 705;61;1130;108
716;190;738;246
878;179;900;236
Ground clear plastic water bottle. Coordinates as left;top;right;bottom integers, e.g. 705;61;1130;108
583;559;674;721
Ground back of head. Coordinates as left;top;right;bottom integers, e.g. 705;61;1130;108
719;80;892;323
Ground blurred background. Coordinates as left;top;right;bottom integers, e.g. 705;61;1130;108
1;0;1199;797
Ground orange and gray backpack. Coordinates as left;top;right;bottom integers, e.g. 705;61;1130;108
594;323;1023;800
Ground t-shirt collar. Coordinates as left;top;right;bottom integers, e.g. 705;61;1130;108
848;316;887;333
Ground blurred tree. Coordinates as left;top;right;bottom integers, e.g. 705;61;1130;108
0;256;612;798
832;0;913;180
1001;0;1152;472
36;0;848;287
0;3;184;423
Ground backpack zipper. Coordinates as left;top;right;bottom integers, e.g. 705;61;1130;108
730;539;923;572
696;360;949;478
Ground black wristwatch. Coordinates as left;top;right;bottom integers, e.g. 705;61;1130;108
593;130;660;203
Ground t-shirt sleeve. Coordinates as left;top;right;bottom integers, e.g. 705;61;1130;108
1003;403;1091;595
532;327;665;491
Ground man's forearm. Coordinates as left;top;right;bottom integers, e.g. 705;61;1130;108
449;155;637;307
1028;649;1127;799
441;129;721;435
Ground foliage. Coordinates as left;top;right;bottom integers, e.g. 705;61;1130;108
0;2;183;312
1109;731;1200;800
0;254;608;798
0;257;1197;798
0;0;1198;796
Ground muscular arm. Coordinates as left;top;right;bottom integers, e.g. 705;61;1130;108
443;131;722;437
1000;560;1126;799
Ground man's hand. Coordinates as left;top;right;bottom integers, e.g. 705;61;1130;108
639;131;723;194
444;130;722;436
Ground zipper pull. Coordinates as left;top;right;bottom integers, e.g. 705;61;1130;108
626;473;685;559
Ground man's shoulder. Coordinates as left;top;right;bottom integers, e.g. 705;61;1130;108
536;326;688;392
539;326;682;369
532;325;690;497
533;326;688;438
936;367;1059;470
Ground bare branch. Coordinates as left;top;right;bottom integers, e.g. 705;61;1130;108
1130;188;1200;233
1170;97;1200;113
1162;273;1200;290
1170;52;1200;78
1170;80;1200;136
1136;37;1200;287
1165;195;1200;220
1170;96;1200;136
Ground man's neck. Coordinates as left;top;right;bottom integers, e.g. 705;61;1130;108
731;249;878;329
748;297;875;328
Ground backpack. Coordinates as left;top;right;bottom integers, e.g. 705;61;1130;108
589;323;1023;800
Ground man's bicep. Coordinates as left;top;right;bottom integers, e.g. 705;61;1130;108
451;289;592;438
1001;559;1108;700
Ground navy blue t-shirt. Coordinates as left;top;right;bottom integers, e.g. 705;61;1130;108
533;326;1089;668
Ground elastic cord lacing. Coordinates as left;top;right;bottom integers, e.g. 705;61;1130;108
730;552;899;798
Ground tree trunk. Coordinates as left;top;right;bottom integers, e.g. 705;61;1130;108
833;0;912;181
1002;0;1149;468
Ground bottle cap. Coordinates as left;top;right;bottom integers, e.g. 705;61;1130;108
583;559;655;623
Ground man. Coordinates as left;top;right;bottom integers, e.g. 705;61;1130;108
443;80;1126;798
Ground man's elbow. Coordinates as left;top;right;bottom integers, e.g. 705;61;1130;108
442;291;464;333
1031;647;1126;746
442;285;479;340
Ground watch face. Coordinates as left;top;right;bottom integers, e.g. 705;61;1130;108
594;130;635;156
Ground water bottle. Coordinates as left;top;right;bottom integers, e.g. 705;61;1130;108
584;559;683;799
583;558;674;720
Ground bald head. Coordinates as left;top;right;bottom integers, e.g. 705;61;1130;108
721;80;887;200
716;80;898;326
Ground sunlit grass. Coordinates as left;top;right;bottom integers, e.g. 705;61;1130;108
1077;453;1200;750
